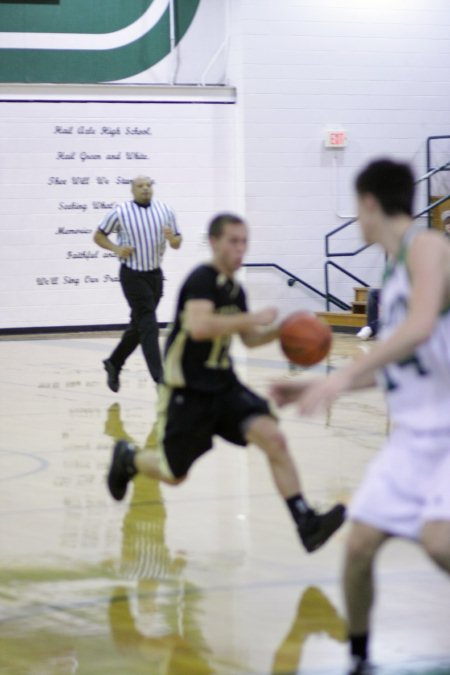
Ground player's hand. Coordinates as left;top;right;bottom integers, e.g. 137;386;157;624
254;307;278;326
116;245;135;259
270;379;312;407
271;370;352;413
294;371;352;415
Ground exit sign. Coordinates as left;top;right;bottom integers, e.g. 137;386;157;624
324;129;347;148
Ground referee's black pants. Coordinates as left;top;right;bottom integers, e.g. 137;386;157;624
109;265;163;383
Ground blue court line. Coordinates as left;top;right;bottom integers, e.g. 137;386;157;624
0;568;447;629
0;378;158;407
0;574;343;626
0;490;290;519
234;354;334;374
15;335;337;373
0;449;48;483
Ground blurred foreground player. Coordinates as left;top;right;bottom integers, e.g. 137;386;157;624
107;213;345;553
271;159;450;674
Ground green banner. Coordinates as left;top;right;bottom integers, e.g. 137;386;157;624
0;0;201;83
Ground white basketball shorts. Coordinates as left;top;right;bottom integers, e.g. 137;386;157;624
349;426;450;539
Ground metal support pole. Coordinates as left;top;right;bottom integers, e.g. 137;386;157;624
169;0;176;84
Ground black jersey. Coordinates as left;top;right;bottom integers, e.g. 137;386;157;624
163;264;247;392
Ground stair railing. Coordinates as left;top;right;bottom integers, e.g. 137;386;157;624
324;152;450;310
244;150;450;315
426;135;450;228
324;262;369;312
242;262;349;310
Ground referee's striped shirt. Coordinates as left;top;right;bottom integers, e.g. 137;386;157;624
99;199;180;271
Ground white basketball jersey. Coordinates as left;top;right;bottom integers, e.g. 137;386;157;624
378;228;450;432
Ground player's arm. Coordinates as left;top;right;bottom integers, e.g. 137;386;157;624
270;369;377;408
240;326;279;348
185;299;277;341
273;233;449;414
239;289;279;347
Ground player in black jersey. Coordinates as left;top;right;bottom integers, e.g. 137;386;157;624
107;213;345;553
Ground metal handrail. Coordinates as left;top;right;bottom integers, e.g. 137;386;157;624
244;196;450;315
245;151;450;316
426;136;450;228
418;159;450;183
323;193;450;310
243;262;349;310
415;193;450;219
325;157;450;258
324;261;369;312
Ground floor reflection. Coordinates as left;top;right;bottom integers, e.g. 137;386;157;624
103;401;158;449
0;626;79;674
108;475;214;674
103;405;349;675
105;404;214;674
271;585;347;674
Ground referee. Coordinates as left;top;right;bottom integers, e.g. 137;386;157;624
94;175;182;391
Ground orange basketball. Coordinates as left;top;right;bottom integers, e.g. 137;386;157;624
279;312;332;366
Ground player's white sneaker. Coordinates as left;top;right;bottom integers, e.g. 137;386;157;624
356;326;373;340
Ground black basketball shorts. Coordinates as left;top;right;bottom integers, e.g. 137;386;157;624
154;380;273;479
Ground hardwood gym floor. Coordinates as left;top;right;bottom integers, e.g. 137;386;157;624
0;334;449;674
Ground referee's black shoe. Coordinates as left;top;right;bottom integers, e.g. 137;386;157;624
103;359;120;393
107;440;137;501
298;504;346;553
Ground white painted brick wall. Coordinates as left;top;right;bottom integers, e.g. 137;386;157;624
234;0;450;314
3;1;450;328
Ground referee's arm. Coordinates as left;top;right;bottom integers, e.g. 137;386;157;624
93;211;134;259
163;227;182;249
163;207;182;249
93;228;135;259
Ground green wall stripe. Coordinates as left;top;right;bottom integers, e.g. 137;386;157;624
0;0;201;83
0;0;153;35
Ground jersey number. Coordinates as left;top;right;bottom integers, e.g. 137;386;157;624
206;335;231;369
383;353;429;391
